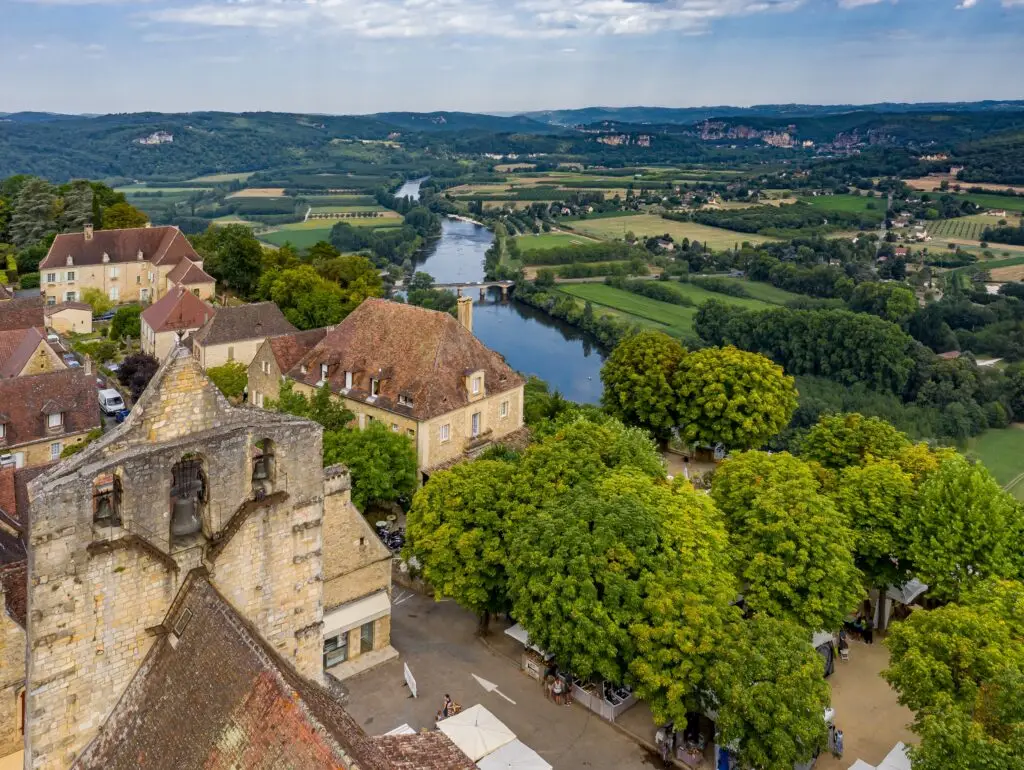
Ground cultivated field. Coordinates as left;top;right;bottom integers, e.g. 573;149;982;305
309;205;385;214
694;276;803;305
906;175;1024;195
494;163;536;172
566;214;779;249
116;184;211;193
558;283;698;337
967;426;1024;500
800;194;886;215
227;187;287;198
931;217;991;241
259;216;400;249
515;232;597;250
188;171;257;183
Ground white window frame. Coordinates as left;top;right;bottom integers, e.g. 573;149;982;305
109;265;120;279
0;422;5;439
391;423;399;432
46;272;56;284
499;400;509;418
471;412;481;437
344;371;353;390
47;412;63;429
370;378;380;397
471;376;481;395
108;286;119;302
65;270;75;282
320;363;328;382
64;291;77;302
439;423;450;443
50;442;62;460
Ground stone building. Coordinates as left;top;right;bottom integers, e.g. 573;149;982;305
38;225;215;306
0;328;65;379
140;286;216;361
1;345;449;769
247;327;330;408
0;365;100;468
190;301;296;370
43;302;92;335
256;298;527;477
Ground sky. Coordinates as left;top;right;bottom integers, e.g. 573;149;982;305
1;0;1023;114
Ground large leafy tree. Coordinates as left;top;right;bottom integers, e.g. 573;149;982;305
906;455;1024;601
101;201;149;230
600;330;686;437
830;459;917;588
323;422;418;511
258;265;347;330
9;177;56;248
206;361;248;400
117;352;159;400
706;615;832;770
673;345;797;450
58;180;94;232
713;452;862;630
405;460;518;632
508;470;726;685
799;413;911;471
268;381;353;432
884;580;1024;770
193;224;263;297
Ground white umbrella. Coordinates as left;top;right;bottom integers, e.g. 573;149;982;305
477;739;551;770
877;743;911;770
437;704;516;762
847;761;876;770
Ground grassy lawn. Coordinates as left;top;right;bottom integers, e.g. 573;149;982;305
928;192;1024;213
967;427;1024;499
568;214;779;249
800;194;887;215
187;171;257;183
309;205;385;214
516;232;597;250
259;218;400;249
211;215;258;227
670;281;775;311
559;284;697;337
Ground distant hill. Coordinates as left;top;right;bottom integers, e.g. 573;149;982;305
0;111;91;123
519;101;1024;127
367;111;557;134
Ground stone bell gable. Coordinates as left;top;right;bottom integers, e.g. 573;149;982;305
24;345;328;770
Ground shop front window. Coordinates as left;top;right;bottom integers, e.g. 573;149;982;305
324;632;349;668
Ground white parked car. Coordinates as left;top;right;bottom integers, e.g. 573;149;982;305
98;389;125;415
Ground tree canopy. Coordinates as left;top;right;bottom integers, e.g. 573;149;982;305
323;422;418;511
600;330;686;437
799;412;913;470
673;345;797;450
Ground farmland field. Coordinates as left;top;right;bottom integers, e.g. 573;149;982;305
566;214;780;249
967;426;1024;499
558;284;697;337
799;194;887;215
668;281;775;311
259;217;400;249
309;205;385;214
188;171;257;183
516;232;597;250
228;187;287;198
924;192;1024;213
116;184;212;193
906;175;1024;196
931;218;988;241
692;276;803;305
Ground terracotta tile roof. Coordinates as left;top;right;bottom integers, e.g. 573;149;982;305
192;302;297;348
0;327;48;378
0;296;45;332
74;574;435;770
268;328;331;373
0;468;13;522
0;368;100;448
374;734;475;770
41;226;198;269
0;562;26;628
45;301;91;314
166;258;216;286
141;286;216;334
288;299;525;421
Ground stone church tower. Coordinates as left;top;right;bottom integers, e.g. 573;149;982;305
24;347;328;769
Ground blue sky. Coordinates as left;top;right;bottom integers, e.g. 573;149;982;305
1;0;1023;114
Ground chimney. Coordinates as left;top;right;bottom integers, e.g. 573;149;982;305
84;355;92;375
457;296;473;334
84;224;94;241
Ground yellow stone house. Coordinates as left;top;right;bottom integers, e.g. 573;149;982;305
249;298;526;477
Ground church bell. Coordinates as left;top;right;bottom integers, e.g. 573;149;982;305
171;496;202;537
252;456;269;481
95;495;114;522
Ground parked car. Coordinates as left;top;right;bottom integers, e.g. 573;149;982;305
63;353;81;368
98;388;126;415
46;333;60;344
95;311;116;322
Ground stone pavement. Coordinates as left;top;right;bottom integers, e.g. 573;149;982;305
342;588;662;770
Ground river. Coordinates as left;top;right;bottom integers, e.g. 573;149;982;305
399;178;605;403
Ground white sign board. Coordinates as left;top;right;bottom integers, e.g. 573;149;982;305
404;662;417;698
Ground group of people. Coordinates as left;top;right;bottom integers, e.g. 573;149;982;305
542;664;572;706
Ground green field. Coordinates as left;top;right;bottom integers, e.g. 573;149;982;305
116;184;212;193
935;192;1024;213
309;205;385;214
516;232;596;251
670;281;775;312
693;276;803;305
967;427;1024;499
259;217;400;249
568;214;778;249
800;194;887;215
559;284;697;336
187;171;257;183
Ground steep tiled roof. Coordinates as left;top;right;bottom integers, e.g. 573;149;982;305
41;226;198;269
267;328;330;373
141;286;216;334
166;258;215;286
44;301;91;315
0;368;100;448
288;299;525;421
0;296;45;332
0;468;14;521
192;302;296;348
374;734;475;770
0;327;51;378
74;574;469;770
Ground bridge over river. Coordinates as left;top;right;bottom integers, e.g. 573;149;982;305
429;280;515;300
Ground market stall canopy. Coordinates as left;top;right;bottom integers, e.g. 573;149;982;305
383;724;416;736
886;579;927;605
877;742;911;770
476;739;552;770
848;761;876;770
437;704;516;762
504;623;545;655
812;631;835;648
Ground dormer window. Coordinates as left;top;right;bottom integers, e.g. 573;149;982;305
370;378;380;397
136;250;144;261
0;421;6;441
66;256;74;267
320;363;328;383
471;376;481;395
344;371;353;390
102;253;110;264
47;412;64;430
398;394;413;408
300;364;308;375
93;473;122;527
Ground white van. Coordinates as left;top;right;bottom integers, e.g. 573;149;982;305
98;389;125;415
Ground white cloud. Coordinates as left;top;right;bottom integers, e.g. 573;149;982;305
838;0;889;7
146;0;808;38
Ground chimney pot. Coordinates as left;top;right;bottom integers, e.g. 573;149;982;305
84;224;94;241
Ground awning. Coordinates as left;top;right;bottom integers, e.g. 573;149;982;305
437;704;516;762
323;591;391;638
477;739;551;770
812;631;835;649
383;724;416;736
504;623;545;655
886;579;928;605
877;743;911;770
847;761;876;770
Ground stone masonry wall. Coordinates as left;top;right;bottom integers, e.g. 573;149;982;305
0;593;25;759
247;341;284;408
